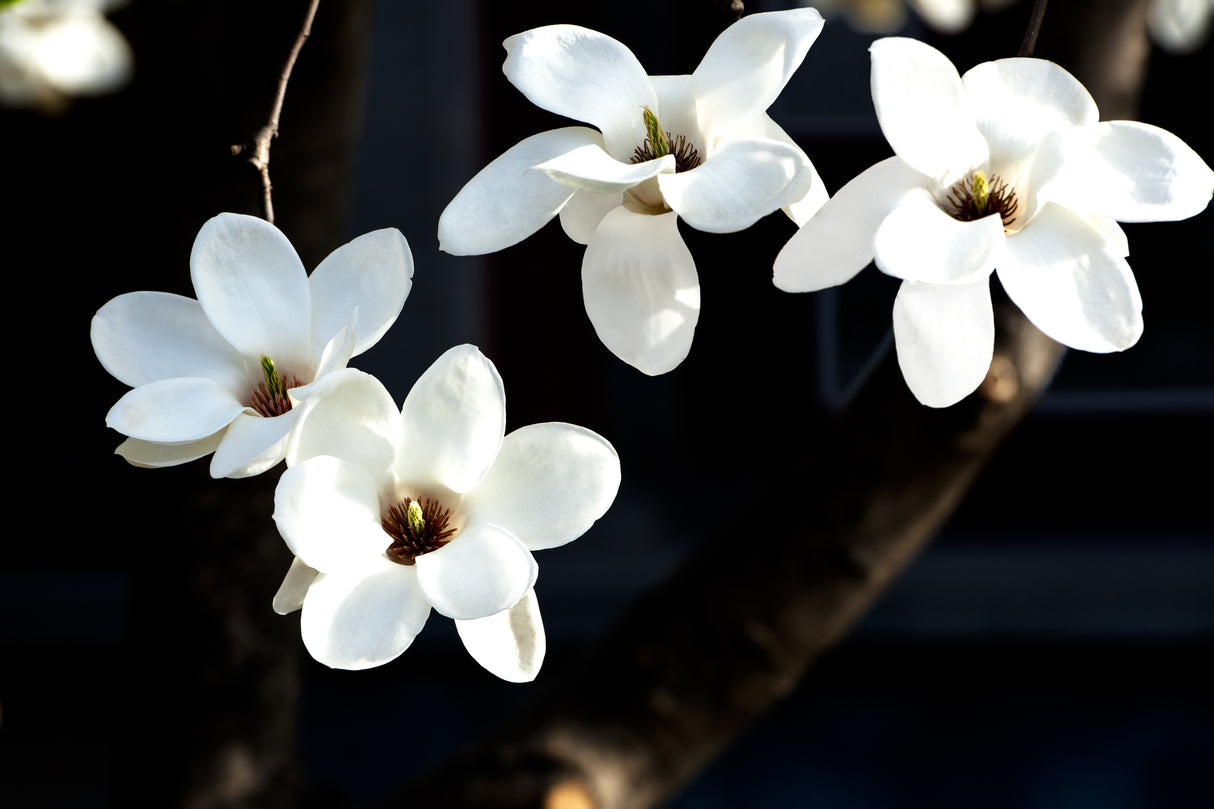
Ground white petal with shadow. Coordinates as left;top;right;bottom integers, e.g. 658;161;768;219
559;190;623;245
998;203;1143;353
658;135;811;233
189;213;311;367
462;423;620;551
1033;121;1214;223
690;8;824;143
892;278;994;408
210;410;297;479
91;291;246;391
774;157;922;292
396;346;505;495
438;127;597;255
581;208;700;375
455;590;546;683
415;523;538;621
309;228;413;359
106;377;245;443
300;562;431;670
273;455;390;574
874;190;1004;285
870;38;987;184
503;25;655;161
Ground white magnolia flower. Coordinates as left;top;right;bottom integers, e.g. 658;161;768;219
774;37;1213;407
0;0;132;110
807;0;1015;35
439;9;828;375
269;346;621;678
1148;0;1212;54
91;212;414;477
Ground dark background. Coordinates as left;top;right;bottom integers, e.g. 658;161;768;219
2;0;1210;807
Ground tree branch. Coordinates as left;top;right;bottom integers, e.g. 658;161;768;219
385;300;1062;809
381;2;1154;807
234;0;321;224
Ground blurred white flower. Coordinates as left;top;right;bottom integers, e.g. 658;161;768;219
270;347;621;678
0;0;131;110
1148;0;1212;54
91;213;413;477
807;0;1016;34
774;37;1213;407
439;9;828;375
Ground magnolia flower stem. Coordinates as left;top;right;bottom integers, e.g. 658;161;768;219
236;0;321;224
1018;0;1050;57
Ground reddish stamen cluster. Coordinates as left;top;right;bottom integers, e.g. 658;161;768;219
248;373;304;417
382;497;458;565
632;132;703;173
944;173;1020;230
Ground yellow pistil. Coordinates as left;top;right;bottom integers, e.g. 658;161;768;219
642;106;671;159
971;171;990;215
407;500;425;536
260;354;284;399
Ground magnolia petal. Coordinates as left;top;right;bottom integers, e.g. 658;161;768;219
115;433;225;469
998;203;1143;353
106;377;245;443
582;207;700;375
658;135;812;233
286;368;401;481
310;313;357;382
415;522;538;620
650;75;706;155
1089;216;1130;258
455;589;546;683
273;455;391;574
893;278;994;408
961;58;1097;174
91;291;247;391
502;25;655;161
438;127;596;255
462;423;621;551
396;345;506;495
559;190;623;245
534;143;675;194
189;213;312;367
1034;121;1214;223
736;114;829;226
874;189;1005;284
309;228;414;359
273;557;319;615
209;410;296;479
300;562;431;671
690;8;824;143
870;37;988;184
774;157;922;292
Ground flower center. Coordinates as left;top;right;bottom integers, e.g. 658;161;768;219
943;171;1020;231
248;355;304;418
382;496;458;565
630;106;702;173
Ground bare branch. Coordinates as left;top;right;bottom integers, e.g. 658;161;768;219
235;0;321;224
1018;0;1051;57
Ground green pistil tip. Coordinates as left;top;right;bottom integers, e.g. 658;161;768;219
642;106;670;159
260;355;284;399
407;501;425;536
972;171;990;214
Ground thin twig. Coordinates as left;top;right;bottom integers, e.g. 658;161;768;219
1018;0;1050;57
238;0;321;224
